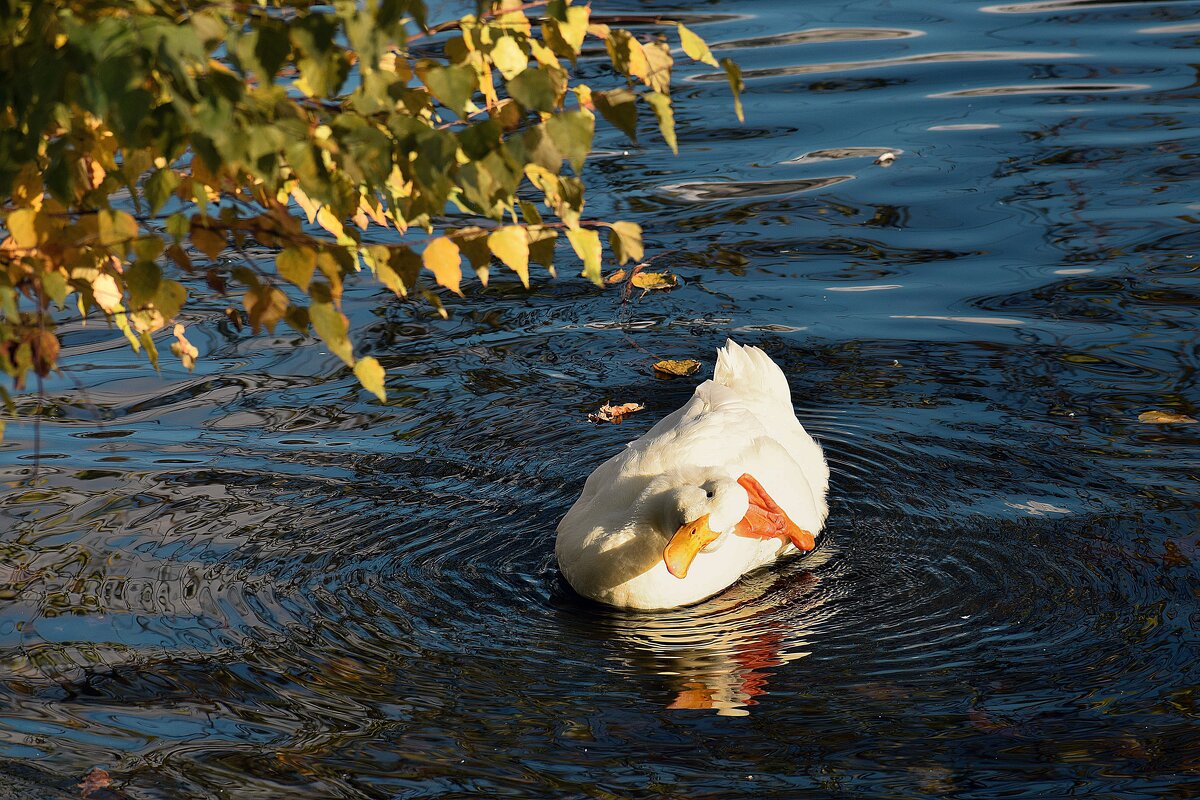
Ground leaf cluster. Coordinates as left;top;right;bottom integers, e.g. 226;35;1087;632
0;0;741;412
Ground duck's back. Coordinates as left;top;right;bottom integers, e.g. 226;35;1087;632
712;340;829;517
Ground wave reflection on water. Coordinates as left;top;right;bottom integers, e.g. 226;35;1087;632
2;0;1199;797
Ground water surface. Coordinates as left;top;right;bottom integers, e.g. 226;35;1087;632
2;0;1198;797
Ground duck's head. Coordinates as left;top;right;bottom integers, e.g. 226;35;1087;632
653;473;749;580
651;470;816;580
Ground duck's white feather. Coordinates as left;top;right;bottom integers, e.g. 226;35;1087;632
556;340;829;609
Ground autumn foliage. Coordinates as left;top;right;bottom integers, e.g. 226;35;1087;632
0;1;741;415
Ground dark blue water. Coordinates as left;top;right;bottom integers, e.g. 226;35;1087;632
2;1;1199;797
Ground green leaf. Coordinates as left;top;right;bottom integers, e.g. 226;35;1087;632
417;61;477;118
309;301;354;365
453;228;493;285
645;92;677;155
593;89;637;143
144;168;179;216
43;270;68;309
507;66;566;113
567;227;602;286
387;246;423;296
156;280;187;321
277;246;317;291
140;330;159;371
166;213;190;242
98;209;138;251
721;57;745;123
528;228;558;274
545;110;595;174
126;261;162;310
353;356;387;402
678;24;719;68
608;221;643;265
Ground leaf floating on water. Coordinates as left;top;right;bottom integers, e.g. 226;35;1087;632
170;323;199;371
630;271;677;295
79;767;111;798
1138;410;1197;424
652;359;701;377
589;401;645;424
604;268;627;285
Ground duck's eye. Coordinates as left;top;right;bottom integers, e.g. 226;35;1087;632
705;489;714;499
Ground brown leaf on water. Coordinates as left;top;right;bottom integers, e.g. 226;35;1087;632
604;268;627;285
79;766;111;797
652;359;701;378
1138;410;1197;424
588;401;645;424
630;270;677;295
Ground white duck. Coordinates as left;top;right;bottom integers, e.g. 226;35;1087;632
556;340;829;609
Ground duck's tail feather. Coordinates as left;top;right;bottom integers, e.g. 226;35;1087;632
713;339;792;406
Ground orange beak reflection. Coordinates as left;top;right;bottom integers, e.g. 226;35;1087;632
663;514;720;579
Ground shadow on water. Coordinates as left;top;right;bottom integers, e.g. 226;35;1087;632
2;0;1200;797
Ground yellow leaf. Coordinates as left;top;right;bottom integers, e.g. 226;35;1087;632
98;209;137;250
422;237;463;295
316;206;355;246
490;35;527;80
608;221;643;265
277;246;317;291
721;57;745;123
645;92;677;155
1138;410;1197;424
566;227;602;286
678;23;719;68
92;272;122;313
488;226;530;287
653;359;701;377
353;356;387;402
310;301;354;365
605;30;648;82
631;271;677;294
604;268;627;285
291;186;319;223
642;41;672;94
5;208;38;248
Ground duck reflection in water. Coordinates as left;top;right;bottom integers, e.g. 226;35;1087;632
559;549;836;716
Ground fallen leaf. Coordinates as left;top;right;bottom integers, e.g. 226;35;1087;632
588;401;645;424
630;271;677;295
79;766;111;798
604;268;627;285
170;323;199;371
1138;410;1197;424
653;359;701;377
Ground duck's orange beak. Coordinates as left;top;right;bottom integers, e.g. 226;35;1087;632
664;514;720;579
